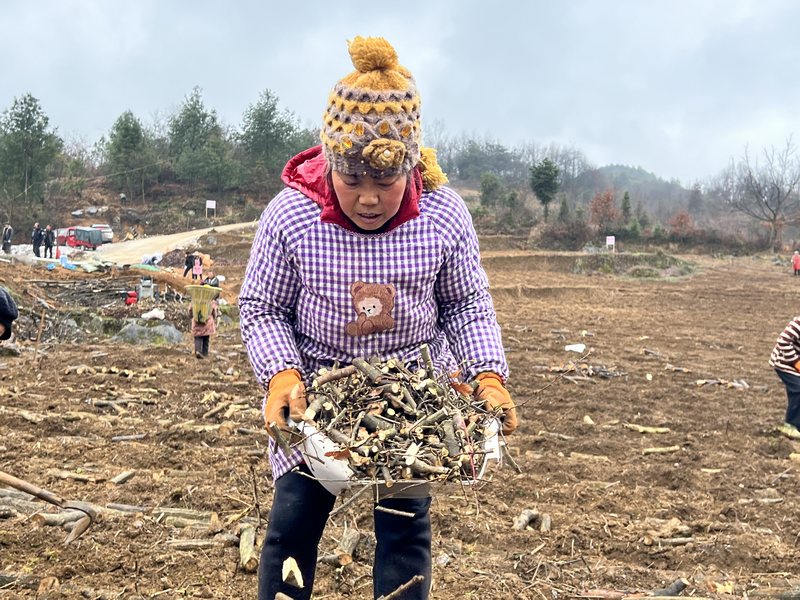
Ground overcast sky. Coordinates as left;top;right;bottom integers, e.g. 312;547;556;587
3;0;799;184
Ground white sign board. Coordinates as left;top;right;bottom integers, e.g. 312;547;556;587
606;235;616;251
205;200;217;209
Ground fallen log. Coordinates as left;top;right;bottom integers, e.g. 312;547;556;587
109;470;136;485
512;508;539;531
31;510;84;528
651;578;689;596
166;534;240;551
202;401;232;420
318;527;361;567
111;433;146;442
0;405;46;423
539;513;552;532
570;452;610;462
643;536;693;546
105;503;149;513
154;507;215;522
0;572;41;589
47;469;101;483
643;445;680;455
239;525;259;573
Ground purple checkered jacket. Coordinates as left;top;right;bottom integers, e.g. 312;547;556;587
239;185;508;479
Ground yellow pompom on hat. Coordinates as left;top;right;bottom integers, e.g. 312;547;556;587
321;36;446;187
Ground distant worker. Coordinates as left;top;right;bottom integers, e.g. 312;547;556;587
192;254;203;280
792;250;800;276
1;223;12;254
31;223;43;258
202;270;220;288
189;291;219;359
0;286;19;341
770;315;800;439
183;251;195;278
43;225;55;259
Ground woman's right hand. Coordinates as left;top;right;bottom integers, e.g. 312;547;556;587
264;369;307;437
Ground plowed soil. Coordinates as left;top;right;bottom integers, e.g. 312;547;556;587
1;243;799;599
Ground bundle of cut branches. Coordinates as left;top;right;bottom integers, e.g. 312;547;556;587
301;346;499;485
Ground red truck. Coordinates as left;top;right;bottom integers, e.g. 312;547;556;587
55;226;104;250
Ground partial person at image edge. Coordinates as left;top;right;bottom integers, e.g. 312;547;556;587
0;287;19;340
769;315;800;439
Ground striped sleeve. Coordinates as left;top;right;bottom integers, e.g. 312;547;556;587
238;191;305;387
770;317;800;374
432;190;509;381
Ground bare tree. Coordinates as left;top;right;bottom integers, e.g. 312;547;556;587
717;138;800;250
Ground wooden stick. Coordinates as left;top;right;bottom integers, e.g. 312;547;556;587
374;505;415;518
31;306;46;369
642;445;680;455
377;574;425;600
313;365;357;387
624;423;670;434
268;424;292;456
329;484;372;519
353;358;388;384
419;344;434;378
111;434;146;442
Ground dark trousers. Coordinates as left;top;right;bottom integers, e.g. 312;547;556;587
33;244;41;257
776;369;800;427
44;244;53;258
194;336;209;356
183;265;192;277
258;468;432;600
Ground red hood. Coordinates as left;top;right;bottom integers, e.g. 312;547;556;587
281;146;422;233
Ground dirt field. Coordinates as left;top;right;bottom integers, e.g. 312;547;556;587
1;240;800;599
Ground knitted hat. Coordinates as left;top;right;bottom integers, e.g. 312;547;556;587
0;287;18;341
321;36;448;187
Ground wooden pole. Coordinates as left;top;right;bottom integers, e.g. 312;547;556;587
31;306;46;368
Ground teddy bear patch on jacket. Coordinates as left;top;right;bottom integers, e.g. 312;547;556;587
345;281;396;337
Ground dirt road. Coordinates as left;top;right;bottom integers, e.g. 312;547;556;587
94;221;257;265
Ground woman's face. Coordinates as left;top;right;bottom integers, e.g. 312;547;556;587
331;171;407;231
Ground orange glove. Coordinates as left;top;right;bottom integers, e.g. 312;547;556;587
264;369;306;438
794;359;800;372
475;372;518;435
